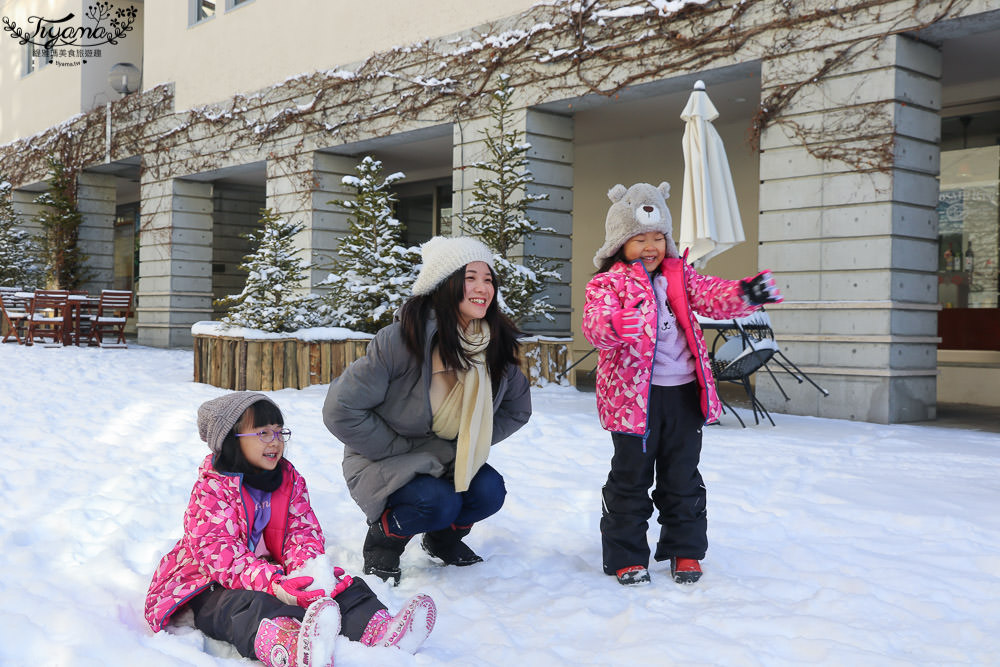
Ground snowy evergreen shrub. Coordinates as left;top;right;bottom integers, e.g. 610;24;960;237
0;179;43;288
215;208;321;333
321;156;420;334
35;157;88;289
457;74;561;324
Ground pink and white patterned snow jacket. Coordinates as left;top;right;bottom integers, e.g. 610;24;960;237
144;455;325;632
582;257;758;437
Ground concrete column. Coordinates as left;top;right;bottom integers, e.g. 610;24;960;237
265;151;359;291
453;108;574;336
76;171;116;292
136;178;214;348
757;35;941;423
11;188;45;237
10;189;45;287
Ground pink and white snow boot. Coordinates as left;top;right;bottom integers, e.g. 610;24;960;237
359;594;436;654
254;597;340;666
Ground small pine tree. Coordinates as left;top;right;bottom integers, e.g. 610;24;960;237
321;157;420;334
0;179;43;288
35;157;88;289
457;74;561;324
215;208;319;333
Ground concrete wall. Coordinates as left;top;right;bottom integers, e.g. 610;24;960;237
79;0;145;112
453;108;575;335
143;0;540;111
0;0;82;144
76;170;116;292
137;178;214;347
0;0;143;145
755;35;942;423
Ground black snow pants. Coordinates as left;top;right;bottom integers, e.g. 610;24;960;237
600;381;707;575
187;577;387;658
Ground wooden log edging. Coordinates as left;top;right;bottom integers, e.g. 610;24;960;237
193;333;573;391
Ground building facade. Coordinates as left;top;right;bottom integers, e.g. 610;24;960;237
2;0;999;422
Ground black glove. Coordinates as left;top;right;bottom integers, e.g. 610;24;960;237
740;270;783;305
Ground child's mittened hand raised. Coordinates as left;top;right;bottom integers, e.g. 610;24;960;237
740;270;783;305
329;567;354;598
270;575;325;607
610;296;645;339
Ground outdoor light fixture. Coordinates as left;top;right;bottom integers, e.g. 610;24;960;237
109;62;141;96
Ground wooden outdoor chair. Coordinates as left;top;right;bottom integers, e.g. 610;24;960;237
87;290;133;348
1;291;31;344
25;289;70;346
69;290;95;346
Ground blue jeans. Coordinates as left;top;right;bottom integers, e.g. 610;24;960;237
386;464;506;535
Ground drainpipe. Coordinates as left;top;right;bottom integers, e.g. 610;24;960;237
105;102;112;163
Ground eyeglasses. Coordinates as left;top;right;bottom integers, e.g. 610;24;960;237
235;428;292;444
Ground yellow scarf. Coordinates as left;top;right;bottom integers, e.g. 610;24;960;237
437;319;492;492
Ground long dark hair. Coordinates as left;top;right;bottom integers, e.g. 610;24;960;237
398;264;520;391
214;400;285;475
595;247;630;275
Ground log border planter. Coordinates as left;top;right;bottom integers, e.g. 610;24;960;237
193;331;573;391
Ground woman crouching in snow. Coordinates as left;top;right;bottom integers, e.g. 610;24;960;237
144;392;436;666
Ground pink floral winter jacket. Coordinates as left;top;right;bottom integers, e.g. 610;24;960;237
144;455;325;632
582;257;757;437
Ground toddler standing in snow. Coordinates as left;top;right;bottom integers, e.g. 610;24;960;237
582;182;781;586
144;392;436;666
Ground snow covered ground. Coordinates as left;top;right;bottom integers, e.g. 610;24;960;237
1;342;998;666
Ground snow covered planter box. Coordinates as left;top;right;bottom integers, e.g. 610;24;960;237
520;336;575;386
192;323;573;391
192;323;374;391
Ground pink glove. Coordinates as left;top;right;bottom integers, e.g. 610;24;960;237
329;567;354;598
270;575;325;608
740;270;783;305
610;296;644;339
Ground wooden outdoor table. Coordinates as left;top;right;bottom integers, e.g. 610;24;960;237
15;292;97;346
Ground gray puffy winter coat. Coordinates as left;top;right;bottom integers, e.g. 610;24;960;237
322;317;532;522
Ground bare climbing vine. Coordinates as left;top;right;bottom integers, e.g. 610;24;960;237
0;0;975;199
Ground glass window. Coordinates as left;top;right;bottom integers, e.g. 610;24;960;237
937;111;1000;351
191;0;215;23
397;194;434;246
395;180;453;246
22;45;51;75
23;44;34;75
114;205;140;291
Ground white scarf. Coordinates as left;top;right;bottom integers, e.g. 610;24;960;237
452;319;493;492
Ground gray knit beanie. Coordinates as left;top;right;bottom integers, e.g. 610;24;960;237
197;392;279;454
411;236;495;296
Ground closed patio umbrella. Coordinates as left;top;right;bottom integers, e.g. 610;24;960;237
678;80;745;268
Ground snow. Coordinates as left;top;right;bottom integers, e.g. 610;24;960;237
191;321;373;342
2;342;999;666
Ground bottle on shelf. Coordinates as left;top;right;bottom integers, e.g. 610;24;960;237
943;244;954;271
965;241;974;273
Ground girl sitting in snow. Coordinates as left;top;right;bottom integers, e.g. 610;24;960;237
582;182;781;586
144;392;436;666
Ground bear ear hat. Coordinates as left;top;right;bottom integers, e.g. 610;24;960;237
607;184;627;202
658;181;670;200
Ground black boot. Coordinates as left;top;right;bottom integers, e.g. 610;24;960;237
363;510;411;586
421;524;484;566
